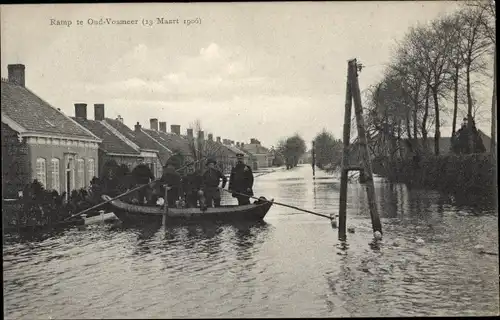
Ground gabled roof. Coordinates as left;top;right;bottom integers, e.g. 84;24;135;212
224;144;248;156
140;128;174;164
242;143;269;155
1;80;99;141
72;118;140;155
104;118;158;152
154;132;191;155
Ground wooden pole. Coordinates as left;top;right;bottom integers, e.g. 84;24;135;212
162;184;168;229
348;59;383;235
338;62;353;242
312;141;316;179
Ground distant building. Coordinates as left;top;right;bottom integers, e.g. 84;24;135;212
1;64;101;198
240;138;273;169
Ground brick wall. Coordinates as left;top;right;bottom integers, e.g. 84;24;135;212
1;123;30;198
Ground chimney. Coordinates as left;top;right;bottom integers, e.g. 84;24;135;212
74;103;87;119
134;122;141;132
116;115;124;123
150;118;159;131
208;133;213;141
187;128;194;139
171;124;181;135
198;130;205;141
236;142;240;147
8;64;25;87
216;136;221;143
159;121;167;132
94;104;105;121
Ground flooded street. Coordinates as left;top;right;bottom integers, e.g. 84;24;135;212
3;165;499;318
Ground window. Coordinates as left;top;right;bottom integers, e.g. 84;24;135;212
51;158;60;192
87;158;95;182
77;159;85;189
36;158;46;187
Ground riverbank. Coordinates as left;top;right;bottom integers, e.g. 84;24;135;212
372;153;497;204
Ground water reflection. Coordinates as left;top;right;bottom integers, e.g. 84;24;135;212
3;165;498;319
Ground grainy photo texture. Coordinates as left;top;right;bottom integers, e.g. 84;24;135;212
1;1;498;318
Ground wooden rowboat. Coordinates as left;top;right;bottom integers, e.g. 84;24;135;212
101;195;274;225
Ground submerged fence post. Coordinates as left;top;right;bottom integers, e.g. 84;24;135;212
348;59;383;236
338;62;353;243
163;184;168;230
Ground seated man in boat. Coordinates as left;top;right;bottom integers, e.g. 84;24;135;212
182;162;203;208
201;158;227;208
157;158;182;207
229;153;254;205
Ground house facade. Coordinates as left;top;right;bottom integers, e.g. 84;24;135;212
1;64;101;197
240;138;273;170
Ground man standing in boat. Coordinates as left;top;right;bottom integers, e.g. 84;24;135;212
201;158;227;208
229;153;254;205
182;162;203;208
157;158;182;207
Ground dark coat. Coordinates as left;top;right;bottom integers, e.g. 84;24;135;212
159;167;182;197
202;167;227;189
183;171;203;194
229;162;254;196
131;164;155;185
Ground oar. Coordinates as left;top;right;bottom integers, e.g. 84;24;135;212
218;187;333;220
64;157;209;221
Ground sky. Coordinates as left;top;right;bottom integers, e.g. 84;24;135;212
1;2;493;149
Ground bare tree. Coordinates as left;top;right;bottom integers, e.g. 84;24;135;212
186;120;226;173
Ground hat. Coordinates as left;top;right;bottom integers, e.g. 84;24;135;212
206;158;216;165
236;153;244;158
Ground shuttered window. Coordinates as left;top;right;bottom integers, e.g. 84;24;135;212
87;158;95;181
77;159;85;189
36;158;46;187
51;158;60;192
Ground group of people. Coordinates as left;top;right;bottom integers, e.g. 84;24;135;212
150;153;255;209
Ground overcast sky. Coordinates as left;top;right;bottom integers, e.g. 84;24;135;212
1;2;492;149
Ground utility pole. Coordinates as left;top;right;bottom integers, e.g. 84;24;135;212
338;59;383;244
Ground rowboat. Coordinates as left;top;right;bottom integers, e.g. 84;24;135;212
101;195;274;225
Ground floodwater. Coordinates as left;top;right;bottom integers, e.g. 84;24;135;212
3;165;499;318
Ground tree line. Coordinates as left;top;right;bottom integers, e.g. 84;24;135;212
362;1;495;161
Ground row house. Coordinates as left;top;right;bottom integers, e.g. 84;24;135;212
92;112;163;177
240;138;274;169
1;64;101;198
143;120;193;167
71;104;157;177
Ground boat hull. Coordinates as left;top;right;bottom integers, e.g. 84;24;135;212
101;195;274;225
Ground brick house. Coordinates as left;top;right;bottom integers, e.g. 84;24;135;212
92;111;163;177
1;64;101;197
71;104;154;177
240;138;273;169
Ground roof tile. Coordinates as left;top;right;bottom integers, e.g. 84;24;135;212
1;80;97;140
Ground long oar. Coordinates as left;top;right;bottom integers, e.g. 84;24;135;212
64;157;208;221
218;187;333;220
